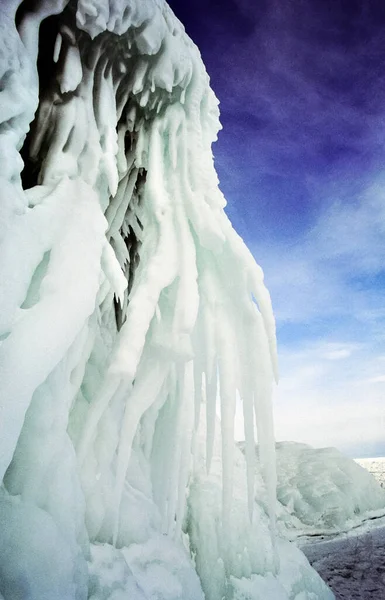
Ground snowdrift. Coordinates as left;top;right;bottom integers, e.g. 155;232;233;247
0;0;332;598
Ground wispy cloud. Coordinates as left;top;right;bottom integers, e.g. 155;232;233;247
256;186;385;454
209;0;385;187
365;375;385;384
254;180;385;325
273;338;385;456
321;344;357;361
309;184;385;272
274;389;385;458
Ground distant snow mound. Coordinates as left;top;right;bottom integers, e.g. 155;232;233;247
274;442;385;531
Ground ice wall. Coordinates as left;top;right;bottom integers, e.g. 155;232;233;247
0;1;332;599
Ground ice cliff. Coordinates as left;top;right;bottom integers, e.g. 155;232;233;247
0;1;333;598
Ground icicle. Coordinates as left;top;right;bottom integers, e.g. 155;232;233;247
150;367;177;524
236;312;257;523
100;243;127;306
217;306;236;525
174;361;194;538
53;32;62;63
126;105;137;132
165;401;183;533
106;165;138;236
250;310;278;568
193;361;203;431
132;59;149;94
77;376;122;467
116;124;128;175
250;273;278;383
110;234;129;267
59;44;83;94
205;365;217;474
140;376;169;460
111;118;179;379
195;264;219;473
243;390;256;522
171;179;199;355
139;88;150;107
112;355;168;544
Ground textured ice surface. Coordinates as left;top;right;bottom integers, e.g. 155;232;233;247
271;443;385;534
0;0;332;598
188;423;333;600
238;443;385;537
88;536;205;600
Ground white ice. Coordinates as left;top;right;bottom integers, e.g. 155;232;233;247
0;1;335;598
255;442;385;537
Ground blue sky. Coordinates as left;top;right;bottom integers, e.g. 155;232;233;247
169;0;385;457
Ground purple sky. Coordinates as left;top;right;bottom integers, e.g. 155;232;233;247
169;0;385;457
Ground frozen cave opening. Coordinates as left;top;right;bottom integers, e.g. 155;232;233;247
16;10;62;190
16;0;147;329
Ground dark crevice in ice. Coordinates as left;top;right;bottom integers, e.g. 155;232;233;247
113;168;146;331
18;9;74;189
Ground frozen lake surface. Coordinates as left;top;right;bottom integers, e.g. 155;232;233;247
301;457;385;599
302;520;385;599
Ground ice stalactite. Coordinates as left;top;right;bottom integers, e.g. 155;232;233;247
0;1;334;599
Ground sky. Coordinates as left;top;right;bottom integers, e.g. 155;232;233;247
169;0;385;458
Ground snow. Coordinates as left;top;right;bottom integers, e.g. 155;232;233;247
0;489;87;600
0;0;337;598
88;536;204;600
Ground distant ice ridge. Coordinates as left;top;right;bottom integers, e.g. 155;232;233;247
240;443;385;537
0;1;331;598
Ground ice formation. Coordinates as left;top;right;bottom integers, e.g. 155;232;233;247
0;1;333;598
272;443;385;534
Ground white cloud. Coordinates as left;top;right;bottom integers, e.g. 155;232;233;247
273;391;385;457
252;177;385;331
309;183;385;273
366;375;385;384
271;336;385;456
323;348;352;360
